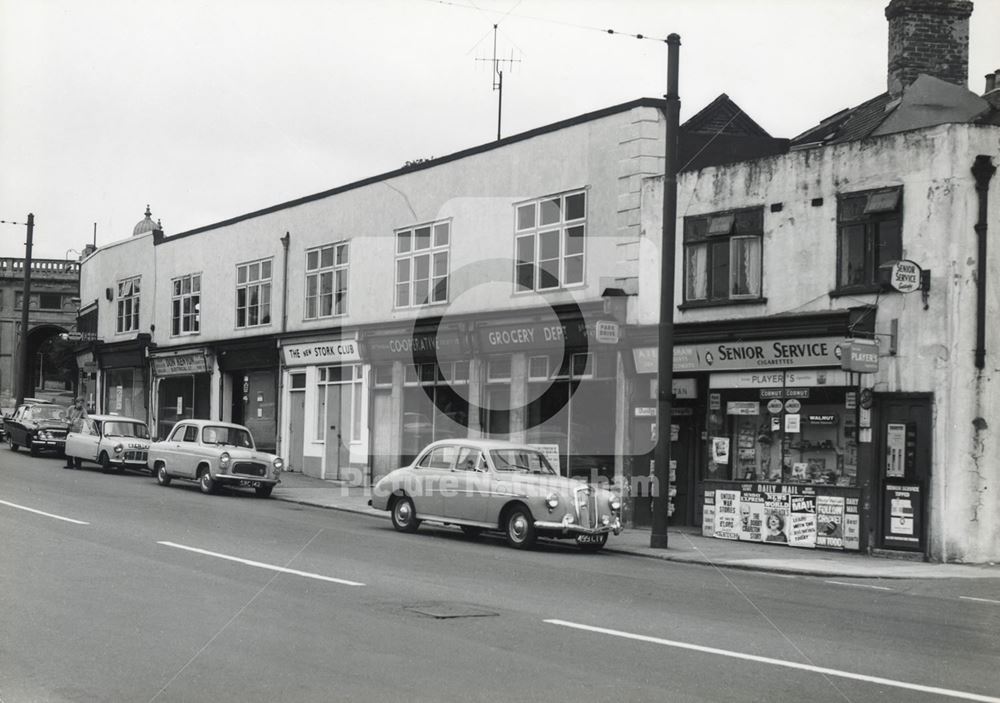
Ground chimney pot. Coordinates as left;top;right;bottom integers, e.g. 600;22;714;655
885;0;973;98
988;72;998;93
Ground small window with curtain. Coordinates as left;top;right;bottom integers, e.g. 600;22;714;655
683;207;763;305
836;187;902;292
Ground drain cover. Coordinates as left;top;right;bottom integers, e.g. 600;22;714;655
404;602;499;619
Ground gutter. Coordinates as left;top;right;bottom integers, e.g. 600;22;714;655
972;156;996;369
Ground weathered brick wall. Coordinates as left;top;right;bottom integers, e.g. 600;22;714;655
885;0;973;97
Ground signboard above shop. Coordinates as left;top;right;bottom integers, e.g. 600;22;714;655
152;352;209;376
282;339;361;367
633;337;845;374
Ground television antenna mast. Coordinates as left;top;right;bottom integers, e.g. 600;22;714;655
475;24;521;141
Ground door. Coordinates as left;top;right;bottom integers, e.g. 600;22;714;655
323;385;351;480
875;394;932;553
371;390;394;482
669;415;696;526
288;381;306;472
232;370;277;452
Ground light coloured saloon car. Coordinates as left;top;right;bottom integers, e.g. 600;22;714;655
370;439;622;551
148;419;284;497
64;414;151;473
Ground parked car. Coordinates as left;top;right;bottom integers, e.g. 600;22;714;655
148;419;284;497
369;439;623;551
0;407;12;443
64;414;151;473
4;399;71;456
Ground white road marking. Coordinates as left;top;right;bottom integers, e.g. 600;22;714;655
544;619;1000;703
825;580;894;591
960;596;1000;605
157;541;365;586
0;499;90;525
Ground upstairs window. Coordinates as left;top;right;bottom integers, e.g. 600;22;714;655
837;188;902;291
236;258;272;328
684;207;763;304
305;242;349;319
395;221;449;307
515;190;586;292
116;276;141;334
171;273;201;336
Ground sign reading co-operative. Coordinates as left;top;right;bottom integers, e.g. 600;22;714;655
633;337;845;373
282;339;361;367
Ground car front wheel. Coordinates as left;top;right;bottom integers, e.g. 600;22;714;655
504;505;536;550
155;465;172;486
198;470;217;495
99;452;112;473
390;495;420;533
8;436;17;451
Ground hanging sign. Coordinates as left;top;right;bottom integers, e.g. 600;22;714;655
889;260;923;293
841;338;880;373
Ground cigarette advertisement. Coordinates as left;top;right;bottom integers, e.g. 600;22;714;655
713;490;740;540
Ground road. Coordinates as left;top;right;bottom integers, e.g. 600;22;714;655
1;450;998;703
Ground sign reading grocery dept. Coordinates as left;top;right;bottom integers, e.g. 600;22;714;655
282;340;361;367
478;320;593;353
633;337;844;373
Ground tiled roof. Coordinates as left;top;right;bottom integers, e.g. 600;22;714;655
791;93;896;147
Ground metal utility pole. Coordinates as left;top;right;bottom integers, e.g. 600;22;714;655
650;35;680;549
16;213;35;405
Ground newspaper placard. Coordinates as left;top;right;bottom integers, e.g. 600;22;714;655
843;495;860;550
713;490;740;540
763;493;790;544
739;492;766;542
788;494;817;548
815;495;845;549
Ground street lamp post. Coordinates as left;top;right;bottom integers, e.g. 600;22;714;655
650;36;681;549
16;213;35;406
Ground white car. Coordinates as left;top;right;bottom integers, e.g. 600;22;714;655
148;419;284;497
64;414;151;473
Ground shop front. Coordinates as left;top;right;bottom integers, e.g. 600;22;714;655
95;334;152;421
365;322;470;480
475;306;617;481
629;316;877;552
216;337;279;453
150;348;213;439
280;335;366;481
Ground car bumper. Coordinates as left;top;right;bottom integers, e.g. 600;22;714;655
534;515;622;536
216;476;280;487
31;439;66;452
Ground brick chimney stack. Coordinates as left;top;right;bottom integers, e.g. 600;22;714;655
885;0;973;98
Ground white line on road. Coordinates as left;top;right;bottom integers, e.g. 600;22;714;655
0;499;90;525
825;580;894;591
544;619;1000;703
960;596;1000;605
157;541;365;586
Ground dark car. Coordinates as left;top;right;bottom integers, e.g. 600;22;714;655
4;400;71;456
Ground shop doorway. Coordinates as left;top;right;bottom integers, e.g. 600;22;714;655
230;369;277;452
287;373;306;472
874;393;932;554
631;411;697;528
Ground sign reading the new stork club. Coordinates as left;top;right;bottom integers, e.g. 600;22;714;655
282;339;361;366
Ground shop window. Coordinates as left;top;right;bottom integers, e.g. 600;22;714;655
373;364;393;388
236;258;272;328
515;190;586;292
290;373;306;390
683;207;763;305
487;356;511;382
305;242;349;319
836;187;902;292
316;364;363;444
395;221;449;307
171;273;201;336
402;362;469;460
116;276;141;334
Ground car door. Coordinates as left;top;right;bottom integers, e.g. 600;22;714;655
158;423;191;476
448;446;490;523
411;445;457;518
65;418;99;463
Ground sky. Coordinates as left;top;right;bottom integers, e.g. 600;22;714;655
1;0;998;261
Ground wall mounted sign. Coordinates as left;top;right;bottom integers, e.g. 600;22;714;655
478;319;593;353
634;337;845;374
367;327;465;362
841;338;880;373
889;260;923;293
152;353;209;376
594;320;620;344
282;339;361;367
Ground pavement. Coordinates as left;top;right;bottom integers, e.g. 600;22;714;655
273;470;1000;580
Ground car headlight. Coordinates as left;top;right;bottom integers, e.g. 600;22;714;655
272;457;284;472
219;452;231;469
38;430;49;439
114;443;124;454
545;492;560;510
610;497;621;512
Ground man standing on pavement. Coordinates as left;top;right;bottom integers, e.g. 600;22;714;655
63;398;87;469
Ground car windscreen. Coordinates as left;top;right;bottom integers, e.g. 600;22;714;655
489;449;556;475
31;406;66;421
202;426;254;448
103;421;150;439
